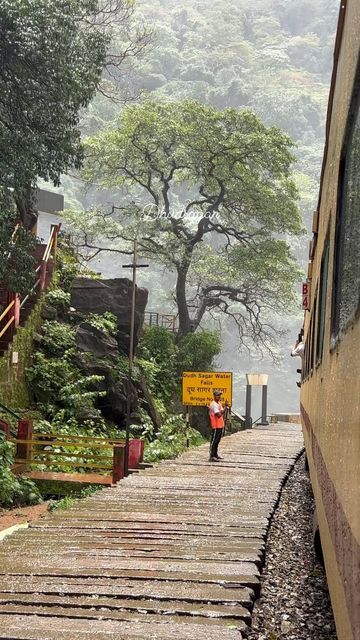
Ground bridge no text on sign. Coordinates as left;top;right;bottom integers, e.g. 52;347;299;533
182;371;233;407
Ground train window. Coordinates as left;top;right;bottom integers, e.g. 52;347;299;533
316;240;330;365
303;325;310;380
303;292;317;380
332;70;360;340
310;295;317;374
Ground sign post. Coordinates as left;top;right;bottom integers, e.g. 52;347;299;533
245;374;269;428
185;406;190;448
182;371;233;407
122;240;149;476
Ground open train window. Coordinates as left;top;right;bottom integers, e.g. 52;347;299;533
332;62;360;342
303;325;310;380
316;239;330;365
303;292;317;380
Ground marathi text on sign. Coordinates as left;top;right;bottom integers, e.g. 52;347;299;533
182;371;233;407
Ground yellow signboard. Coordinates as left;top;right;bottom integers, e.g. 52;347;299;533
182;371;233;407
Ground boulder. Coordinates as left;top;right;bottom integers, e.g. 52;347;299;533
41;304;58;321
72;329;139;428
100;378;138;427
71;277;148;354
75;322;119;361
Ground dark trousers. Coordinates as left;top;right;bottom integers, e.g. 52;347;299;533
210;428;223;458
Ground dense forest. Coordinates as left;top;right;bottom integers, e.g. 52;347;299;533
59;0;339;414
0;0;341;507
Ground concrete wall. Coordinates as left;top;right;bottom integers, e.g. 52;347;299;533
35;188;64;243
301;2;360;639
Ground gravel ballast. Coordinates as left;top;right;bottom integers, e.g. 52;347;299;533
248;454;337;640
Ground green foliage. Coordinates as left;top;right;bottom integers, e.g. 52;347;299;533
86;312;118;337
48;495;77;511
56;245;79;292
27;305;107;423
27;352;76;402
48;485;98;511
35;415;115;439
143;414;205;463
27;351;105;421
0;0;108;208
31;416;121;474
0;435;42;508
0;296;45;409
177;331;222;373
35;321;75;357
0;189;36;296
69;99;303;353
137;326;178;401
45;289;71;312
137;326;221;405
85;100;302;235
69;0;337;242
139;326;176;362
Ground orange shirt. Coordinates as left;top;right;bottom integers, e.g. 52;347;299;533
209;400;224;429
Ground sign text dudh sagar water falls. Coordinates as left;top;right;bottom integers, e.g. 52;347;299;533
182;371;233;407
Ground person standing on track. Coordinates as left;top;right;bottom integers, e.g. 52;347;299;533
208;389;228;462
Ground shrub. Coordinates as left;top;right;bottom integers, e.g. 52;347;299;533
48;485;99;511
56;245;79;292
143;414;205;463
31;415;125;476
27;352;78;403
139;325;176;362
0;435;42;507
0;190;37;296
45;289;71;312
36;321;75;356
177;330;222;373
27;352;105;420
86;312;118;337
137;326;178;401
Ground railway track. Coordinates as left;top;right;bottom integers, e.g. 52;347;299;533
0;423;304;639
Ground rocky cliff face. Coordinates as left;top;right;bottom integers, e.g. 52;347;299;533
68;278;160;429
73;322;139;426
70;277;148;354
72;321;160;430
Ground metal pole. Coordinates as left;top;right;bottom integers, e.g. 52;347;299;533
245;384;252;429
122;242;149;476
185;406;190;449
261;385;268;425
125;240;137;476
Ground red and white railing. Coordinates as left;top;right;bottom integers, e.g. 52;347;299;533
0;224;60;343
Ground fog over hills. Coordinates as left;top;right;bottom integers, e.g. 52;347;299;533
57;0;339;416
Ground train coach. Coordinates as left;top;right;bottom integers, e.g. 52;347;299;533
300;2;359;639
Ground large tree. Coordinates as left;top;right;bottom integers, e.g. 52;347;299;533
66;100;304;355
0;189;36;295
0;0;149;228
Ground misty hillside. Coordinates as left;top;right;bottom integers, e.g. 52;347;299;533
62;0;340;415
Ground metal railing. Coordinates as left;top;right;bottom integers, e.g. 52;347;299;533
144;311;178;332
0;419;145;484
0;299;17;340
0;223;60;343
0;401;21;421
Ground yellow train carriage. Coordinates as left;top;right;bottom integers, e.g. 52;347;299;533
300;2;360;639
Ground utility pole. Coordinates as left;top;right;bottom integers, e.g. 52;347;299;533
122;239;149;476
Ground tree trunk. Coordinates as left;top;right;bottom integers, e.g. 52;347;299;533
176;265;192;337
15;186;38;231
